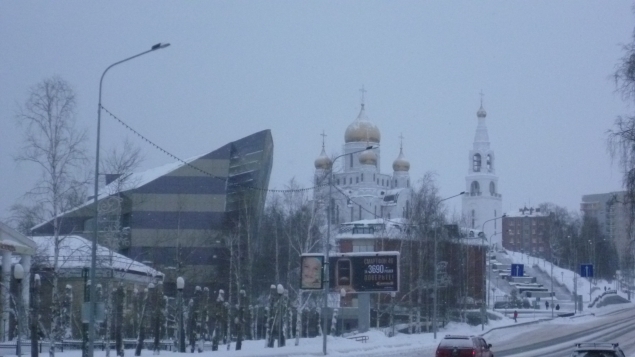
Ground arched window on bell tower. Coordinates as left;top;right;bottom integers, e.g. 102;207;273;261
470;181;480;195
489;181;496;196
473;153;481;172
487;154;493;172
471;209;476;228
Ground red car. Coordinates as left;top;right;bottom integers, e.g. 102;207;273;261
435;335;494;357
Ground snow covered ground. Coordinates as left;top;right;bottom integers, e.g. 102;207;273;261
23;303;633;357
14;251;633;357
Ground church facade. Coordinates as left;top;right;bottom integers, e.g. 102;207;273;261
313;103;413;229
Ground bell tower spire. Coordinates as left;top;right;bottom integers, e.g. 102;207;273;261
462;94;503;248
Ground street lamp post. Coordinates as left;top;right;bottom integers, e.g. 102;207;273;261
339;289;346;336
390;291;396;338
323;145;376;355
432;191;465;340
30;274;40;357
276;284;284;347
14;264;24;357
90;42;170;357
480;214;506;331
176;277;185;353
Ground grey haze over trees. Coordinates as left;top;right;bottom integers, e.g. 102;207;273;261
13;76;89;357
538;203;618;281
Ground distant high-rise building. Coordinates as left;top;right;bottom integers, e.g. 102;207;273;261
462;99;503;247
581;191;633;268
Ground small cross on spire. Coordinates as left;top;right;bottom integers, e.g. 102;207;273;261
320;130;327;149
479;90;485;107
359;85;367;107
399;133;404;150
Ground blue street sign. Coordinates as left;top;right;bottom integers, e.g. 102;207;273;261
511;263;524;277
580;264;594;278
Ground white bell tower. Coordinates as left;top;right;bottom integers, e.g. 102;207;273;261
462;96;503;248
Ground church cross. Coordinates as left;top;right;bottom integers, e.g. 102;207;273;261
359;85;367;106
320;130;327;149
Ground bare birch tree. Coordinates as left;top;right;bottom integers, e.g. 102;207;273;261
14;76;88;357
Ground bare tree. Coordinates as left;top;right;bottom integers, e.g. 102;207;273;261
608;25;635;283
14;76;88;357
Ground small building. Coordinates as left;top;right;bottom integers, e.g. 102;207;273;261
502;207;550;258
31;235;162;339
0;221;37;341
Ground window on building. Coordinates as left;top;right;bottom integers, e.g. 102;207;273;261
471;209;475;228
353;243;374;252
361;173;364;181
350;154;353;168
490;182;496;196
473;153;481;172
349;177;352;185
336;179;340;185
471;181;480;195
487;154;492;172
356;177;359;183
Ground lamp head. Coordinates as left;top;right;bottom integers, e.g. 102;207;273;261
151;43;170;50
340;288;347;297
13;263;24;280
276;284;284;295
176;276;184;290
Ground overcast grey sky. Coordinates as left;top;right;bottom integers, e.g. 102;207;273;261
1;1;633;221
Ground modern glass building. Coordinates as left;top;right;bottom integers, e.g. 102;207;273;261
32;130;273;294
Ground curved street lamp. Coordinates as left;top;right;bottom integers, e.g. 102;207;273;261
90;43;170;357
432;191;465;340
479;213;506;331
323;145;377;355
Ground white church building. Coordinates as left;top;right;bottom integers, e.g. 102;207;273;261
312;97;503;249
313;102;413;226
461;101;503;248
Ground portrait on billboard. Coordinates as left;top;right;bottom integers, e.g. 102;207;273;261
300;255;324;290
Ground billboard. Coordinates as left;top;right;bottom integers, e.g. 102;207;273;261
300;254;324;290
329;252;399;293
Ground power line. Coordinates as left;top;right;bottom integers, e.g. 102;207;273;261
101;105;324;193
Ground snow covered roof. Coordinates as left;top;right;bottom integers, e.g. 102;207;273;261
31;235;163;280
505;207;548;218
32;153;207;231
0;221;37;255
336;218;410;239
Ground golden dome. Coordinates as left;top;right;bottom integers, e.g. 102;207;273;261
345;104;381;143
314;147;332;170
392;148;410;172
359;148;377;166
477;104;487;118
